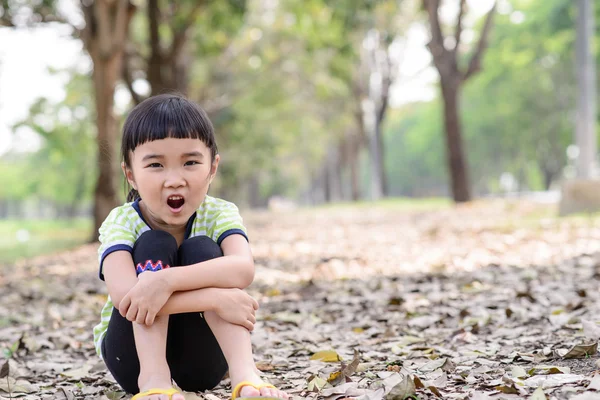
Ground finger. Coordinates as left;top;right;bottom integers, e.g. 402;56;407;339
126;303;138;322
253;298;259;310
119;295;131;318
146;311;156;326
136;309;147;325
248;314;256;324
245;320;254;331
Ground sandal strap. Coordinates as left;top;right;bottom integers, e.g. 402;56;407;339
231;381;276;400
132;387;179;399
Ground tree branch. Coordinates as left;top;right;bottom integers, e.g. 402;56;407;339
463;1;497;81
423;0;446;60
170;1;205;60
112;0;133;53
123;48;143;105
148;0;162;61
454;0;466;52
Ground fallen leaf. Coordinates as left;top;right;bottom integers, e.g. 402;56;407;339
588;374;600;390
310;350;341;362
559;343;598;359
530;386;547;400
523;374;585;388
511;366;527;379
385;374;415;400
307;376;328;392
0;361;8;379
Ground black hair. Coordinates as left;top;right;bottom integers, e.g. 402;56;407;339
121;93;218;202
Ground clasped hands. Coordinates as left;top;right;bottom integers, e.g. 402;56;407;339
117;269;259;330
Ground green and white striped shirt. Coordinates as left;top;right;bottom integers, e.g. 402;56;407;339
92;196;248;357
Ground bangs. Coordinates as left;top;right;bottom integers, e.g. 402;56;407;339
121;94;217;160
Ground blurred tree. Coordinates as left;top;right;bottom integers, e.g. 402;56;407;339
384;0;576;195
13;72;97;217
1;0;136;240
575;0;597;178
422;0;497;202
123;0;247;102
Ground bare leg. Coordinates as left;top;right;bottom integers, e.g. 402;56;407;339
133;316;185;400
204;311;289;399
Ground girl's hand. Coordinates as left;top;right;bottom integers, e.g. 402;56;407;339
118;271;173;326
214;288;259;331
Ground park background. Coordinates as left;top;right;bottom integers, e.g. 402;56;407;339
3;0;600;399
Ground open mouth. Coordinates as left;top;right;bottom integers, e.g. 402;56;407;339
167;195;185;210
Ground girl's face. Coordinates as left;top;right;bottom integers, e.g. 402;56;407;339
123;137;219;231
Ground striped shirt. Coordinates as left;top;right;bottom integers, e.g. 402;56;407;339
92;196;248;357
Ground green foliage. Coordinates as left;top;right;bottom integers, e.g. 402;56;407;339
383;0;584;195
9;72;96;210
4;0;599;210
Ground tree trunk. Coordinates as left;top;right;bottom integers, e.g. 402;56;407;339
374;119;388;197
326;147;342;202
575;0;597;178
83;0;135;241
440;78;471;202
323;165;331;203
349;144;360;201
362;97;383;200
146;0;197;97
91;56;122;239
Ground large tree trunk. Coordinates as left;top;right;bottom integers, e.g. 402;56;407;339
83;0;135;241
440;78;471;202
423;0;496;203
91;56;122;239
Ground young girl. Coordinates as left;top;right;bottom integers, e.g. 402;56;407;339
92;94;290;400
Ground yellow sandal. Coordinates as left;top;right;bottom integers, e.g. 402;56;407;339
231;381;284;400
132;387;180;399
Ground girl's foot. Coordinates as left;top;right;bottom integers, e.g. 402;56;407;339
232;372;290;399
137;374;185;400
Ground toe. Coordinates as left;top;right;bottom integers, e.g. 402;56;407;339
240;385;261;398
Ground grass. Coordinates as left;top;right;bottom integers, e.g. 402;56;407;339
0;218;93;265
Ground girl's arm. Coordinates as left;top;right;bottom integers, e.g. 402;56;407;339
163;234;255;291
104;250;257;329
103;251;138;307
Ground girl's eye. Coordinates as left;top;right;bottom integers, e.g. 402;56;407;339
147;163;162;168
185;161;200;166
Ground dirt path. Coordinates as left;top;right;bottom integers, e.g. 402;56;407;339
2;200;600;399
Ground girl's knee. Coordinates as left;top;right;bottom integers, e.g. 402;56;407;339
136;230;178;250
132;230;178;273
178;236;223;265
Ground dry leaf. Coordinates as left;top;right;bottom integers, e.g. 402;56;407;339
530;386;547;400
511;366;527;379
310;350;341;362
560;343;598;359
385;374;415;400
587;374;600;390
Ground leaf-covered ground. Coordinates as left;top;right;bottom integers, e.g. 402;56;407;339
2;199;600;400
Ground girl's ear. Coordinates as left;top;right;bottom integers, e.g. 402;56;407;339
121;162;137;190
209;154;220;184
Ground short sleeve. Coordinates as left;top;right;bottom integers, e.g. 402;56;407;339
97;207;136;280
210;202;248;245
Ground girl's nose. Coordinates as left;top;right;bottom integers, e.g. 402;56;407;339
165;170;185;187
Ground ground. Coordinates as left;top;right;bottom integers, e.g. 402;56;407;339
2;199;600;400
